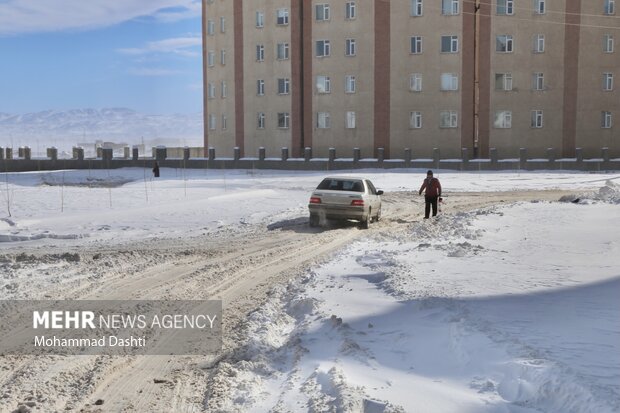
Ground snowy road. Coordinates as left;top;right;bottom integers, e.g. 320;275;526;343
0;169;618;412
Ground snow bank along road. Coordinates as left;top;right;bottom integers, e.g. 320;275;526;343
0;184;591;412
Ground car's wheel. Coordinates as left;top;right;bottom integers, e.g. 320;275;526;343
374;207;382;222
360;208;370;229
309;213;319;227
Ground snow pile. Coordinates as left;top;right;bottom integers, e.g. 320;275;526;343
0;232;85;242
207;198;620;412
208;277;404;413
560;179;620;205
595;179;620;203
40;173;134;188
206;282;319;412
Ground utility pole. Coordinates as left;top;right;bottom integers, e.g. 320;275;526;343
473;0;481;159
299;0;305;153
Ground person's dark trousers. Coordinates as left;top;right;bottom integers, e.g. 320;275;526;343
425;196;438;218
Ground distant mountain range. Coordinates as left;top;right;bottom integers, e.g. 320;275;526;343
0;108;204;152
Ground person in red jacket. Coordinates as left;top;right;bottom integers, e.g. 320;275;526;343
419;170;442;219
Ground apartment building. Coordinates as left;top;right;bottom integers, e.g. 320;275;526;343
203;0;619;159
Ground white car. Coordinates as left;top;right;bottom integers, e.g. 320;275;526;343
308;176;383;229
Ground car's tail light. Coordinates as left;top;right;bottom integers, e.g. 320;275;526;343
351;199;364;206
309;197;322;204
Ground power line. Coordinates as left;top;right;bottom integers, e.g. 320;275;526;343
461;0;620;20
414;3;620;31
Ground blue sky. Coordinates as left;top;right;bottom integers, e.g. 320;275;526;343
0;1;203;114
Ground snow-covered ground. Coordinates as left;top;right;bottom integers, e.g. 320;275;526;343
0;168;617;245
214;192;620;413
0;168;619;412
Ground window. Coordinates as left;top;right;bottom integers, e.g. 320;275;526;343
345;75;356;93
441;73;459;91
316;4;330;21
497;0;514;15
256;11;264;28
604;35;614;52
495;73;513;90
494;111;512;128
277;8;289;25
221;81;227;98
208;114;216;130
411;0;423;16
220;16;226;32
221;114;227;130
316;40;331;57
496;35;514;52
221;49;226;65
278;112;290;128
410;111;422;129
603;73;614;91
366;180;377;194
601;111;613;128
207;51;215;67
533;72;544;90
604;0;615;14
257;112;265;129
317;112;331;128
534;0;545;14
346;111;356;129
316;76;331;93
208;82;215;99
277;42;289;60
207;20;215;35
318;179;364;191
534;34;545;53
257;80;265;96
442;0;459;15
441;35;459;53
346;39;356;56
440;111;458;128
346;2;357;19
278;78;290;95
531;110;544;128
410;73;423;91
411;36;423;54
256;44;265;61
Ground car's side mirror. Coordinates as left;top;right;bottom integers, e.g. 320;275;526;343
377;190;384;195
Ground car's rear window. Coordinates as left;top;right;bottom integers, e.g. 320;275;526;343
317;179;364;192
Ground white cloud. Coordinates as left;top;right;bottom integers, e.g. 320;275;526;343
118;36;202;57
152;2;201;23
0;0;201;35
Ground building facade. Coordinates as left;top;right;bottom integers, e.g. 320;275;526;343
203;0;619;159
